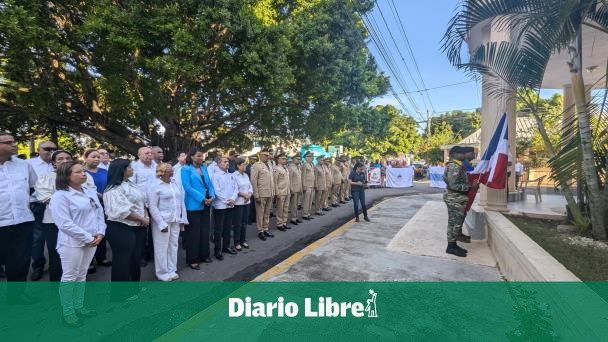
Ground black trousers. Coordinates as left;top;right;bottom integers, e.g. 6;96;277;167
106;221;144;301
184;209;211;264
213;208;233;253
232;205;249;245
30;203;46;271
0;222;33;299
42;223;62;282
351;189;368;219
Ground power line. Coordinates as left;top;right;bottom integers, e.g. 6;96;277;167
391;80;475;95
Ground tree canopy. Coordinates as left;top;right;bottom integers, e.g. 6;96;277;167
0;0;388;156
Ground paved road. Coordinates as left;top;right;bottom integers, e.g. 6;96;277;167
35;183;444;282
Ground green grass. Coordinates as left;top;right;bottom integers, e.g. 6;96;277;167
506;215;608;281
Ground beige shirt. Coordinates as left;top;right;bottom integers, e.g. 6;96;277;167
323;164;332;189
302;162;315;189
273;164;291;197
288;164;302;193
331;164;343;185
314;164;326;191
251;161;275;198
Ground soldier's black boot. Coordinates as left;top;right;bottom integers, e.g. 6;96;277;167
446;242;467;257
454;243;468;253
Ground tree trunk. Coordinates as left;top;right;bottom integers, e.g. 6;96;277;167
568;32;607;239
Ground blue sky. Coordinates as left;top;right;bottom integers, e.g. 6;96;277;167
366;0;559;119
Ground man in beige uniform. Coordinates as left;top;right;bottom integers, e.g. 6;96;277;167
314;155;327;216
301;151;316;220
288;154;303;225
251;150;275;240
323;158;333;211
331;158;343;207
344;156;352;200
273;153;291;231
340;155;349;203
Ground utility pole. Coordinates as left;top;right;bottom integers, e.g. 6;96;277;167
426;109;432;137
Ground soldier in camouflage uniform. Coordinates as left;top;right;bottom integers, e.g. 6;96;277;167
443;146;471;257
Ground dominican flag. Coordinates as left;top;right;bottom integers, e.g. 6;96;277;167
471;112;509;189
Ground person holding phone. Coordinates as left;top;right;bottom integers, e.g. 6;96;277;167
348;162;370;222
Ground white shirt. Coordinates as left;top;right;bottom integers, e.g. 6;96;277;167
147;178;188;231
27;156;54;178
49;187;106;248
515;162;524;174
211;170;238;209
0;156;37;227
129;160;157;202
207;162;220;182
172;163;184;188
34;171;97;223
99;162;109;170
103;181;146;226
233;171;253;205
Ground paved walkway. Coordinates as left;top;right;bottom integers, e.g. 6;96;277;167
258;193;501;281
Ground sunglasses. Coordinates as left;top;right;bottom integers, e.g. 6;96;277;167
42;147;58;152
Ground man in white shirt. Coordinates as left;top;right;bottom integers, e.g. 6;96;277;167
515;158;524;189
0;132;39;303
151;146;164;164
97;148;110;170
27;140;57;281
172;152;187;187
130;146;157;266
206;151;222;181
211;157;238;260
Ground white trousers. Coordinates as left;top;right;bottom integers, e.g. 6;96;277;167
152;222;180;281
58;245;96;316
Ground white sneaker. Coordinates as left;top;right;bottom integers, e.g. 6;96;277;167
171;274;180;280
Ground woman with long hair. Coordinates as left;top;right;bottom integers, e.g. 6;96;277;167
103;159;149;301
348;162;370;222
49;161;105;327
181;148;215;270
147;163;188;281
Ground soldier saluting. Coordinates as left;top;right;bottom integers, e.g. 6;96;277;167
443;146;476;257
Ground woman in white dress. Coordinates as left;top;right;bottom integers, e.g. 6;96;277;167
49;161;106;327
147;163;188;281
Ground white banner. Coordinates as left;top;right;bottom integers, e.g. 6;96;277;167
367;168;381;186
428;166;447;189
385;167;414;188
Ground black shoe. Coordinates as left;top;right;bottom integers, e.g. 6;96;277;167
277;225;286;232
331;204;339;208
296;219;303;223
355;217;360;222
258;232;267;241
98;260;112;267
7;294;39;305
315;212;324;216
284;225;292;230
62;314;83;328
454;244;468;253
215;253;224;261
202;258;213;263
340;201;347;204
298;205;303;210
322;207;330;212
446;243;467;257
75;308;97;318
264;231;275;238
30;268;43;281
364;217;370;222
222;248;237;255
303;216;311;221
290;220;299;225
457;234;471;243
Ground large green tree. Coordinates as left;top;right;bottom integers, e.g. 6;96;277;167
0;0;387;157
431;110;481;140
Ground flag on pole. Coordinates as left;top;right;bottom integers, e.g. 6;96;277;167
471;112;509;189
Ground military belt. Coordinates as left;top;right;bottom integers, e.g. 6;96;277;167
447;189;468;195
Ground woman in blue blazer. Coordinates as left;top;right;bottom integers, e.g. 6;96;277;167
180;148;215;269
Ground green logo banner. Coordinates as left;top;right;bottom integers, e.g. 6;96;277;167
1;282;607;341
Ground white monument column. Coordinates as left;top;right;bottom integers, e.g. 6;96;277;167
478;21;517;211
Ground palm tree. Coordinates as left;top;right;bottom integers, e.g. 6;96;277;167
442;0;608;239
